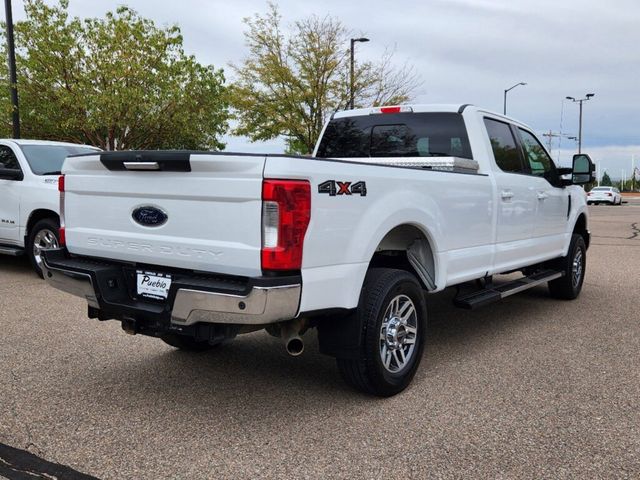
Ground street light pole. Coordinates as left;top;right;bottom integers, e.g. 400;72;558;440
566;93;595;154
503;82;526;115
349;37;369;110
4;0;20;138
578;100;583;154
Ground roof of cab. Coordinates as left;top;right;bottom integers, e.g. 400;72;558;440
332;103;533;130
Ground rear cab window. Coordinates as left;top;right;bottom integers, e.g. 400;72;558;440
316;112;473;159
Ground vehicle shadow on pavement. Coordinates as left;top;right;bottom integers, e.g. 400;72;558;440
0;255;32;275
72;282;563;414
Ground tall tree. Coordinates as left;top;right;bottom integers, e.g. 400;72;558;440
601;172;612;186
0;0;229;150
230;3;421;154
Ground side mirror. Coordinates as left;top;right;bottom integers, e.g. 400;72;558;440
571;154;595;185
0;164;23;180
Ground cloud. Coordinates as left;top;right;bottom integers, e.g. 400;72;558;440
7;0;640;157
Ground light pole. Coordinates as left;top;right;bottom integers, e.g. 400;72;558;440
349;37;369;110
566;93;595;154
4;0;20;138
503;82;526;115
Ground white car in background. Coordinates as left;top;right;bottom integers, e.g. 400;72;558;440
587;186;622;205
0;139;101;276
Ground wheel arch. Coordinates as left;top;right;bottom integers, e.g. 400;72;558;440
24;209;59;242
572;212;589;249
367;223;438;292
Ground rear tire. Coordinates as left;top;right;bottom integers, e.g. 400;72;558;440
27;218;60;278
336;268;427;397
548;234;586;300
160;334;217;352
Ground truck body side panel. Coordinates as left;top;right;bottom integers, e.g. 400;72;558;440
263;156;495;311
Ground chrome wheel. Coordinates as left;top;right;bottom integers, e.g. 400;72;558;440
379;294;418;373
572;249;583;288
32;228;59;268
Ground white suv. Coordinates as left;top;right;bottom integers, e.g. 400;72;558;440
587;186;622;205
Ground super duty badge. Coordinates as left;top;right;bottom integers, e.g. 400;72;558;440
318;180;367;197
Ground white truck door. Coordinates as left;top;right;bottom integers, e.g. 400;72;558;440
516;128;568;258
483;118;536;269
0;145;22;244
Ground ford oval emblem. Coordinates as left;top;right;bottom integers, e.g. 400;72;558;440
132;206;168;227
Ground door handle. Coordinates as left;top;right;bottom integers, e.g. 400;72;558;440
501;190;514;200
537;192;548;200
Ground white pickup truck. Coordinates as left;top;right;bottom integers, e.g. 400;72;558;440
0;139;100;276
42;105;595;396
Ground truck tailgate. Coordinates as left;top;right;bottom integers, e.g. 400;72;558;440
62;152;265;277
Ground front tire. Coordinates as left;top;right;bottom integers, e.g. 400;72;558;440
27;218;60;278
336;268;427;397
548;234;586;300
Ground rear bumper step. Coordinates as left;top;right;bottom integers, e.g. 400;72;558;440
41;248;301;326
453;269;563;310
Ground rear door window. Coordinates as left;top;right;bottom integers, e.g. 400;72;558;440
483;118;523;173
316;112;473;159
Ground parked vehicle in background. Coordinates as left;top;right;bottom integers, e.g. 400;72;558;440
42;104;595;396
0;139;101;276
587;186;622;205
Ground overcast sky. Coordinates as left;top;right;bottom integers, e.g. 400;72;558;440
7;0;640;177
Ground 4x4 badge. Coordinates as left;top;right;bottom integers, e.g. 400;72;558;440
318;180;367;197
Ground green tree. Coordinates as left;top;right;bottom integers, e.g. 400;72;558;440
601;171;612;186
230;3;421;154
0;0;229;150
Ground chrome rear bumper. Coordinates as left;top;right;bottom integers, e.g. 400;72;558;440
171;284;301;325
42;249;301;326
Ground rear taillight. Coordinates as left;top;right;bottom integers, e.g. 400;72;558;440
261;179;311;271
58;174;66;246
606;192;612;196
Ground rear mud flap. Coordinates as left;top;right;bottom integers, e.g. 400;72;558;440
407;239;436;290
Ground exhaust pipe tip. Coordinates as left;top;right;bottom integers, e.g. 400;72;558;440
286;337;304;356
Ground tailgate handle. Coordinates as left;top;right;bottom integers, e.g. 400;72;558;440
100;152;191;172
124;161;160;171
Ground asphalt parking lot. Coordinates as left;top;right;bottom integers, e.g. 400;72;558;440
1;202;639;479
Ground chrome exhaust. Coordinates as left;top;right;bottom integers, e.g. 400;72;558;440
286;337;304;356
279;318;306;356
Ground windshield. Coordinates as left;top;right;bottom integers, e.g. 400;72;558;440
20;144;99;175
591;187;611;191
316;112;473;159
